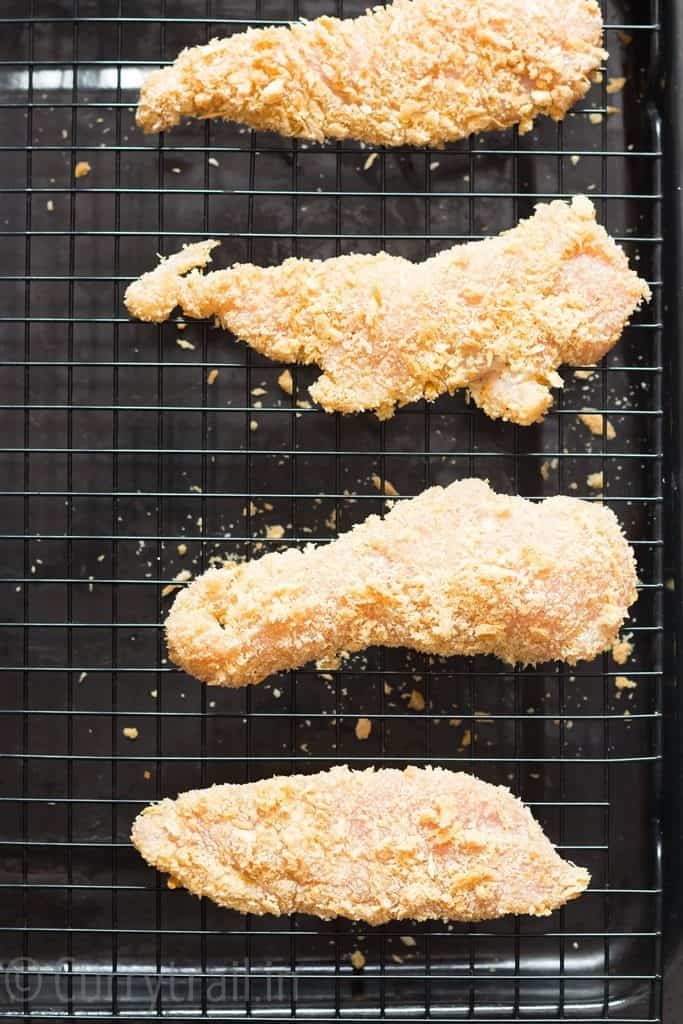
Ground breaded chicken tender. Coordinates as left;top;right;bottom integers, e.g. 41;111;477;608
165;478;637;687
131;765;590;923
136;0;605;146
125;197;649;424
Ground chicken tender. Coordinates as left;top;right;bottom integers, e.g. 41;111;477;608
135;0;605;146
131;765;590;924
125;197;649;424
165;478;637;687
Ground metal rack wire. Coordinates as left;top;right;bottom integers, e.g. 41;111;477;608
0;0;665;1019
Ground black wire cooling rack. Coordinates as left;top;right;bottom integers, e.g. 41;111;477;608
0;0;676;1020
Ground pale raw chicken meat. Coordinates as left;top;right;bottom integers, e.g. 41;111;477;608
124;197;650;424
136;0;605;146
131;765;590;924
164;478;638;687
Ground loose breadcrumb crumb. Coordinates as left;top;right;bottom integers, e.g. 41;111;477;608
278;369;294;395
176;338;195;350
162;568;192;597
588;112;603;125
615;675;637;691
578;411;616;439
122;727;139;740
363;152;378;171
607;77;626;95
74;161;91;178
355;717;372;740
207;368;219;385
617;30;633;45
177;543;188;556
266;524;285;540
573;368;594;380
611;634;633;665
587;471;604;490
407;689;426;712
350;950;366;970
371;473;400;496
540;458;558;480
143;770;152;779
400;936;417;947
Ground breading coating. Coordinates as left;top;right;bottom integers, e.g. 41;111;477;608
135;0;605;146
124;197;649;424
131;765;590;924
165;478;638;687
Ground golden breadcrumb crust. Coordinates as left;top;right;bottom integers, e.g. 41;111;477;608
125;197;649;424
136;0;605;146
165;478;638;687
131;765;590;924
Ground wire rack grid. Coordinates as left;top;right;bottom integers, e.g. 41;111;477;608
0;0;666;1020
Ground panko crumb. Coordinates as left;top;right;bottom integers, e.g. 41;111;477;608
363;152;378;171
573;368;594;380
371;473;400;496
162;568;192;597
407;689;426;712
350;950;366;970
177;543;188;556
122;726;139;740
588;112;603;125
617;30;632;46
74;160;91;178
176;338;195;350
665;577;676;592
143;769;152;780
207;368;219;385
400;935;417;947
266;524;285;540
251;386;267;397
615;675;637;691
46;199;55;212
612;634;633;665
607;77;626;95
355;717;372;741
578;411;616;440
278;369;294;395
540;457;558;480
586;471;604;490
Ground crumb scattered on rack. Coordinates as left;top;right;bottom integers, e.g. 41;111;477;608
208;156;219;167
251;386;267;397
665;577;676;591
74;160;91;178
176;338;195;350
617;30;632;46
615;676;637;691
371;473;399;496
207;368;219;385
407;689;426;712
589;112;603;125
250;420;258;431
143;770;152;780
578;411;616;439
363;152;378;171
162;568;192;597
46;199;54;212
570;154;581;166
350;950;366;970
122;727;139;740
177;543;187;556
355;717;372;741
587;471;604;490
573;368;594;380
266;524;285;540
400;936;416;947
606;105;621;116
607;77;627;95
78;672;87;683
540;458;558;480
612;634;634;665
278;369;293;395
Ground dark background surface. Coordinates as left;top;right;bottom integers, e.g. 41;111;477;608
0;0;670;1019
